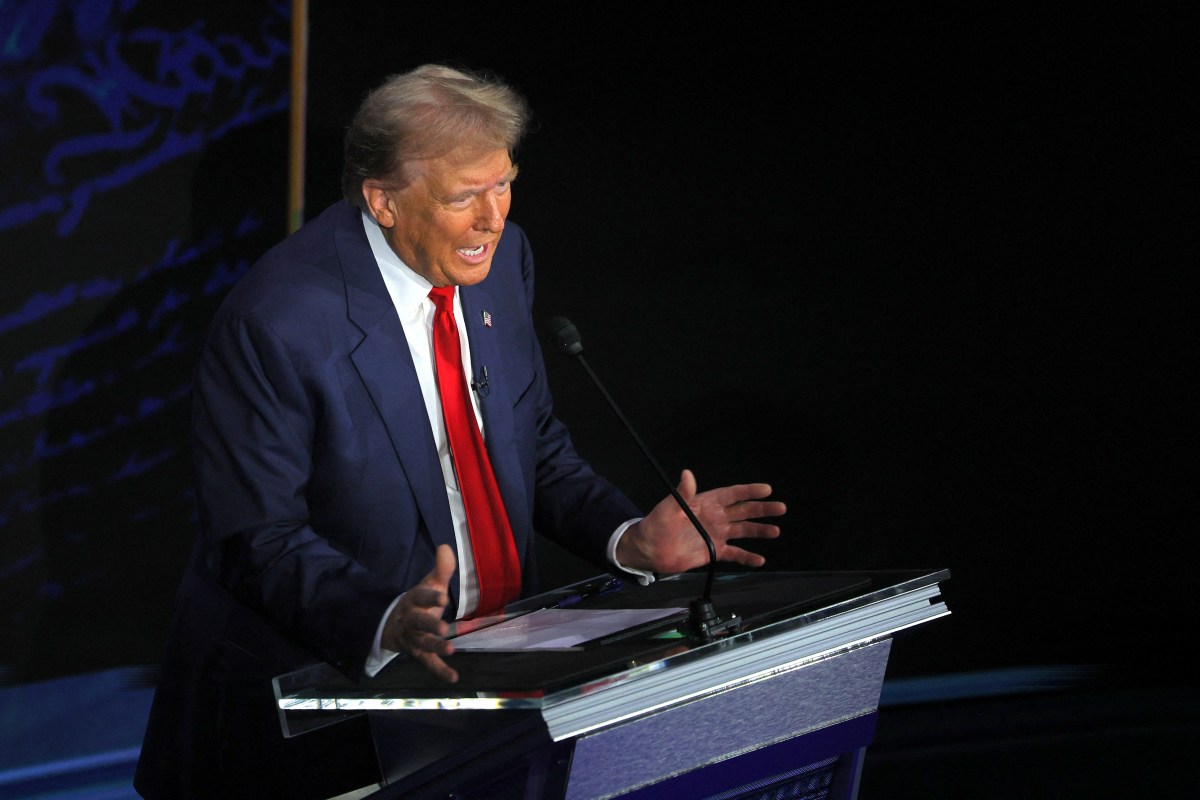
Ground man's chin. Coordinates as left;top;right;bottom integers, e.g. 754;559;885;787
450;261;493;286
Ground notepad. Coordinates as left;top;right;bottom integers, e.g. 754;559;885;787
450;607;686;651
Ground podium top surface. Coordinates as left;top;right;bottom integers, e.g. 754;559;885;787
275;568;950;732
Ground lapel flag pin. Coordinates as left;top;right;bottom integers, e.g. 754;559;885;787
482;310;493;327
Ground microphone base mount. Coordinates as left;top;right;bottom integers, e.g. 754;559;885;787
688;598;742;642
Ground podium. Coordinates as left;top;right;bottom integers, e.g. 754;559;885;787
275;568;950;799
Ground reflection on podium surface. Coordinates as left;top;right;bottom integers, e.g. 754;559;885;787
274;569;951;800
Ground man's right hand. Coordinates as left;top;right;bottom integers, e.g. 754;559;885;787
381;544;459;682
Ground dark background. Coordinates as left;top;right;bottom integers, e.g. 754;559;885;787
0;2;1193;797
302;5;1192;685
1;1;291;684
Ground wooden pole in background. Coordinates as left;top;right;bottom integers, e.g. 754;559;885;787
288;0;308;233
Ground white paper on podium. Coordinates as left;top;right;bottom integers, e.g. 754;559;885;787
449;607;686;651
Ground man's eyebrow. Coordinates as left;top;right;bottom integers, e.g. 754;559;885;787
471;165;519;190
451;165;521;197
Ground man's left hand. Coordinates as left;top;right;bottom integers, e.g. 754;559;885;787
616;469;785;575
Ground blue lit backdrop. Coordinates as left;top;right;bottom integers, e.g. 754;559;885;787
1;0;290;687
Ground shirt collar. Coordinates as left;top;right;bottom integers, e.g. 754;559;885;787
360;209;448;313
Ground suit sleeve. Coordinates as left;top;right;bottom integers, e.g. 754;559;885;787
190;308;401;677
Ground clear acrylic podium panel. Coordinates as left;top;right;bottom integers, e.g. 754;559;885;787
274;568;951;743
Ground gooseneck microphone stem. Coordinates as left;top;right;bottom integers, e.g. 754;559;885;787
571;352;718;604
547;317;737;640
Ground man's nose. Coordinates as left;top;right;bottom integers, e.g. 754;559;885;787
474;192;505;230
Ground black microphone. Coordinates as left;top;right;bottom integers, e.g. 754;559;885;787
545;316;739;641
471;365;490;398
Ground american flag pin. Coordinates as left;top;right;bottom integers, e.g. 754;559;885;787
482;310;493;327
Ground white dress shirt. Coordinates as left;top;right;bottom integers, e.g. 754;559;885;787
359;211;648;674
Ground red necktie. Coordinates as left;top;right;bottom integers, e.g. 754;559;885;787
428;286;521;616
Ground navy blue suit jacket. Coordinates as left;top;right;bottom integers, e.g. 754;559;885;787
135;201;639;798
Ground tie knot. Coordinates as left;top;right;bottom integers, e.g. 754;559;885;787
429;285;455;311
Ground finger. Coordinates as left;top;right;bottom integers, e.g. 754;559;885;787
407;626;455;657
723;521;782;540
403;608;451;639
432;543;457;584
418;544;457;592
413;650;459;683
725;500;788;521
714;544;767;568
405;584;450;611
409;544;457;611
706;482;776;505
404;610;458;683
677;469;697;502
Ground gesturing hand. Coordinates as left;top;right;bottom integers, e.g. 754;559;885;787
381;544;459;683
617;469;786;575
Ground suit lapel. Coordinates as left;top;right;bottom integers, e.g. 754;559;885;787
333;208;458;559
459;285;532;565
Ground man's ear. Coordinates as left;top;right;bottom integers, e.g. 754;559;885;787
362;182;394;227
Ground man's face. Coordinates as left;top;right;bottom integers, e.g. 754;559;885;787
369;147;517;287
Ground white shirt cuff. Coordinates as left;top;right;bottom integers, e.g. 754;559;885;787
607;517;656;586
365;593;405;677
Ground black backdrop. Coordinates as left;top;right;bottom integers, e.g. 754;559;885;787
0;4;1190;691
303;5;1192;682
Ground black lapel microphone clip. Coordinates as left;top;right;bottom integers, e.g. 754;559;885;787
471;365;490;398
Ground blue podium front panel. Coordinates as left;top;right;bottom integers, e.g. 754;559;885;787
564;640;890;800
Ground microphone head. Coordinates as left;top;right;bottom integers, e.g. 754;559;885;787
546;316;584;356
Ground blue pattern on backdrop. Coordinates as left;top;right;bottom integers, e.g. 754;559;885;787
0;0;289;235
0;0;291;686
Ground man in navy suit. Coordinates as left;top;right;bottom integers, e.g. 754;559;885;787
136;64;785;799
